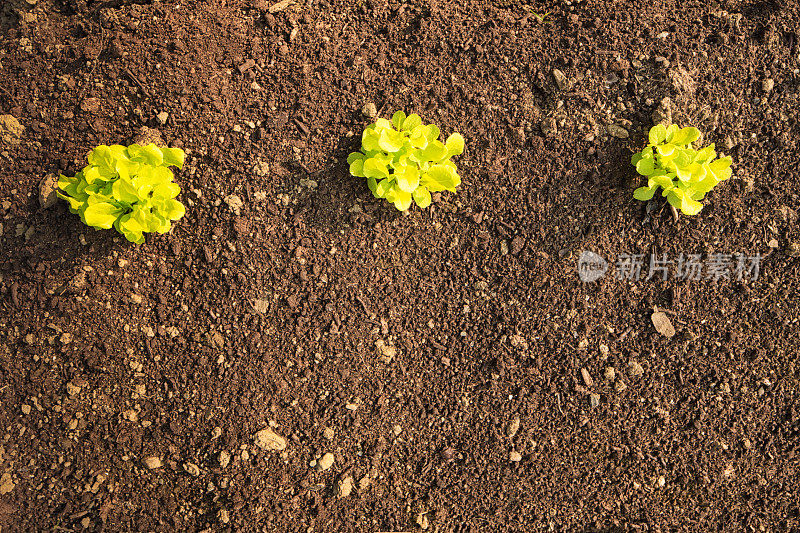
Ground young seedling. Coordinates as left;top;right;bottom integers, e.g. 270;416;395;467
348;111;465;211
57;144;186;243
522;6;553;23
530;10;552;23
632;124;732;216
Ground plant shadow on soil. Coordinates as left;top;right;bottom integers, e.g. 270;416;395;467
290;127;403;232
3;199;125;283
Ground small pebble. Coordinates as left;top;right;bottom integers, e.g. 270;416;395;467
183;462;201;477
651;311;676;337
316;452;334;471
254;427;287;451
552;68;569;91
143;456;162;470
361;102;377;119
337;476;354;498
628;360;644;377
219;450;231;468
607;124;629;139
581;368;594;387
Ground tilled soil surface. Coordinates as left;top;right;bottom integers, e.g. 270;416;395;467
1;0;800;531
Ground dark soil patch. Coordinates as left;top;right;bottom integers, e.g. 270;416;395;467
1;0;800;530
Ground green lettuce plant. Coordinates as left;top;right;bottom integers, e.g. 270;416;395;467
348;111;464;211
632;124;732;216
58;144;186;243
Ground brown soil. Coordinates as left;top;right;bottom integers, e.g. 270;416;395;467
1;0;800;531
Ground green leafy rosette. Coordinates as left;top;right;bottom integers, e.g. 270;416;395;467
348;111;465;211
632;124;732;216
58;144;186;243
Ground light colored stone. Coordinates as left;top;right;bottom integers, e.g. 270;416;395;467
552;68;569;91
723;136;735;150
0;472;14;495
0;115;24;145
254;427;286;451
376;339;396;363
651;311;675;337
509;450;522;462
589;393;601;408
156;111;169;125
581;368;594;387
323;427;335;440
224;194;244;216
267;0;295;13
183;462;200;476
607;124;629;139
39;174;59;209
143;456;162;469
628;360;644;377
604;367;616;381
252;298;269;314
762;78;774;92
219;450;231;468
316;452;334;471
337;475;354;498
253;160;270;177
361;102;377;119
132;126;165;146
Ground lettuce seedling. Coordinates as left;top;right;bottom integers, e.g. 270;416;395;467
57;144;186;243
348;111;465;211
632;124;732;216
